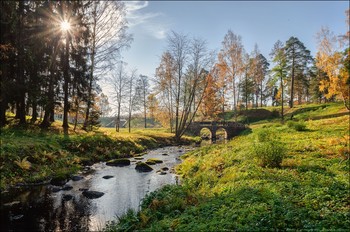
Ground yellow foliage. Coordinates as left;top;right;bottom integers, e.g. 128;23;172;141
139;212;150;227
316;26;349;110
14;156;31;170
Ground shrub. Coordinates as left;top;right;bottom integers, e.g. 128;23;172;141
254;141;286;168
254;129;286;168
287;120;307;131
256;129;274;142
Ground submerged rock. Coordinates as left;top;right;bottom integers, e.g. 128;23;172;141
62;194;73;201
106;158;130;167
161;167;169;171
50;177;68;186
161;153;168;156
71;175;84;181
3;201;21;208
11;214;24;220
82;190;104;199
102;175;114;179
158;171;167;175
61;185;73;191
79;188;89;192
134;157;144;160
51;186;62;193
135;162;153;172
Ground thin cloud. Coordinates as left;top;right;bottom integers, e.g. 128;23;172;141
124;1;168;40
124;1;148;12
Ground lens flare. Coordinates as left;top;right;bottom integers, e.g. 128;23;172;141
60;20;71;31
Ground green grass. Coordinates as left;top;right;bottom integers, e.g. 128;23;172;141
0;122;197;190
105;103;349;231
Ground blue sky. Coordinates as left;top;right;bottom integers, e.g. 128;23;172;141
121;1;348;79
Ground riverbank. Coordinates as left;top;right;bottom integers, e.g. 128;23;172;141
1;146;191;231
105;104;349;231
0;124;199;191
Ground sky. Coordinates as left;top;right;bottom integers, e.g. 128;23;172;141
120;0;348;80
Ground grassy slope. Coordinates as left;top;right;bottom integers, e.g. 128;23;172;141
0;121;197;191
108;103;349;231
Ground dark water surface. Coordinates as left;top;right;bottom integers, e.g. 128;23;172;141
0;146;192;231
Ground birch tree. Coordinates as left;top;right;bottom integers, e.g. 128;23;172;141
83;1;132;130
107;61;128;132
218;30;244;116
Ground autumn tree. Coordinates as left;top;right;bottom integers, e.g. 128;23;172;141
155;51;176;132
147;93;158;122
215;61;230;117
218;30;244;117
200;69;222;119
315;25;349;110
155;32;214;140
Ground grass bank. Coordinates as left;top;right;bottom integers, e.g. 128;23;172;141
106;103;349;231
0;123;198;191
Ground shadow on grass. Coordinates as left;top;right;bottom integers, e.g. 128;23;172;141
283;164;335;177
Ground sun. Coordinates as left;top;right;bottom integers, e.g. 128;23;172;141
60;20;71;31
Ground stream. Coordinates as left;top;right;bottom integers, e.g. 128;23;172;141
0;146;193;231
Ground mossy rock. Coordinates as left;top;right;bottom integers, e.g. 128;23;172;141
106;158;130;167
146;158;163;164
135;162;153;172
50;171;70;186
145;160;156;165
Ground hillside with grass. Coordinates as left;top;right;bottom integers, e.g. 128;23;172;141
105;102;349;231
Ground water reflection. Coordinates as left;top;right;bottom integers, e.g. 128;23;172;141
0;146;190;231
201;138;227;146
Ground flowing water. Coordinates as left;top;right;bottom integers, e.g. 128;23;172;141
0;146;193;231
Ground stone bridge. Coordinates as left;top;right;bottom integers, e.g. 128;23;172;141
186;121;247;140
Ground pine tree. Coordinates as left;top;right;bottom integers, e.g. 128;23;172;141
285;37;313;108
270;40;288;121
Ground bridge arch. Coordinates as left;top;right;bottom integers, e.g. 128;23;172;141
200;127;212;139
186;121;246;140
215;127;228;140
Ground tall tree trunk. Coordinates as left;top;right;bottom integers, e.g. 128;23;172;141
31;102;38;123
41;70;55;128
260;80;263;107
62;34;70;135
280;71;284;122
83;4;97;131
73;101;79;132
245;69;248;111
16;1;26;125
289;49;295;108
0;96;8;126
116;101;121;132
